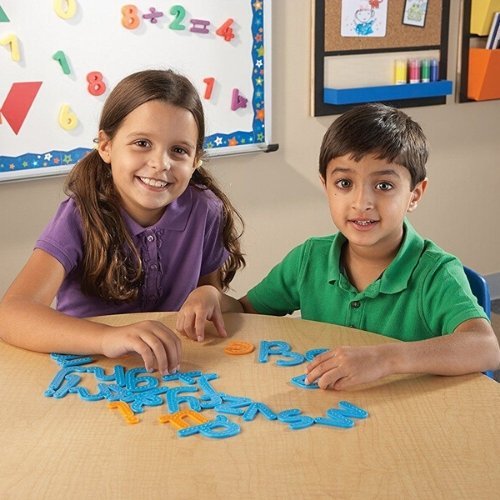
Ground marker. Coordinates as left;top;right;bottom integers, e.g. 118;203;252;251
420;59;430;83
408;58;420;84
394;59;407;85
430;59;439;82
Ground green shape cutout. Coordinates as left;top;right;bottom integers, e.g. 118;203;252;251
0;6;9;22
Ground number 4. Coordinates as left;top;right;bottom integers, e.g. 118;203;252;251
216;19;235;42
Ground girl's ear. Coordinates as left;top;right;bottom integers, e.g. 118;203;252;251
97;130;111;164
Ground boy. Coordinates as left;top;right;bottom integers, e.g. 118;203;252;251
177;103;500;389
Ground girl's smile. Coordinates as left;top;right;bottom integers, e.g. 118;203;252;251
98;99;198;227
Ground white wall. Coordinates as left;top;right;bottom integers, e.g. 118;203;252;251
1;1;499;300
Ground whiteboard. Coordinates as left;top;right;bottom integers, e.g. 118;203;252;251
0;0;272;182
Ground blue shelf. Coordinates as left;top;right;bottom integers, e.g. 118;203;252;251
323;81;453;105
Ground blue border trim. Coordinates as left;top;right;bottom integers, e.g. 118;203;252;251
0;148;91;173
1;0;266;173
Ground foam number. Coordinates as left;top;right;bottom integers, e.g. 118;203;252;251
108;402;140;424
58;104;78;131
121;4;140;29
203;77;215;100
53;0;77;20
231;88;248;111
86;71;106;96
216;19;235;42
169;5;186;30
0;34;20;61
52;50;70;74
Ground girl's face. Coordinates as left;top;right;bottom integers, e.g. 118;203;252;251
321;153;427;261
98;99;199;227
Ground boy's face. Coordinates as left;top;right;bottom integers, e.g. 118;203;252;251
321;153;427;258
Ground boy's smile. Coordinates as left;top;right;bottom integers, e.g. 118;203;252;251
321;153;427;261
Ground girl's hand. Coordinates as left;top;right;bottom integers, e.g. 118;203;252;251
100;320;181;375
176;285;227;342
305;345;390;390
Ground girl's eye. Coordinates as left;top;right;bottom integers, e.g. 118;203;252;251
376;182;393;191
134;140;151;148
335;179;352;189
172;146;189;156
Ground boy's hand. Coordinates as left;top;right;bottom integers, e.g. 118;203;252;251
176;285;227;342
100;321;181;376
305;345;389;390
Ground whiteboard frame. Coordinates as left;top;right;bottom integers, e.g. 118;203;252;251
0;0;273;183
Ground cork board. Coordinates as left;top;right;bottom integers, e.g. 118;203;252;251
324;0;443;52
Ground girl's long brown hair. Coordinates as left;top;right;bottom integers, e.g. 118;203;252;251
65;69;245;302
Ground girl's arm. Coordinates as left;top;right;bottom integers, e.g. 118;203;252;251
305;318;500;390
0;249;181;375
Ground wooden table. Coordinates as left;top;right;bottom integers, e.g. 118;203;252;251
1;312;499;499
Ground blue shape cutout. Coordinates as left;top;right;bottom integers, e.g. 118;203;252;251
242;402;277;421
258;340;291;363
304;348;329;361
337;401;369;419
315;412;354;429
52;374;81;398
129;387;168;413
126;367;159;392
166;386;200;412
178;415;241;439
290;374;319;389
215;394;253;416
275;351;306;367
277;409;315;430
50;353;94;367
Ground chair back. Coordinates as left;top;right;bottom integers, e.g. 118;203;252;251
463;266;494;379
463;266;491;318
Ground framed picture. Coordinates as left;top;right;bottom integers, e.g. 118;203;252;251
402;0;428;28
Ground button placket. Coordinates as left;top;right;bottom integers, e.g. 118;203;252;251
346;297;363;329
143;231;161;308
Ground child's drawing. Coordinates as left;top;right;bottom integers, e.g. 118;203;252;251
402;0;428;28
341;0;388;37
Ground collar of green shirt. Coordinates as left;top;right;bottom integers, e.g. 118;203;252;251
328;218;425;297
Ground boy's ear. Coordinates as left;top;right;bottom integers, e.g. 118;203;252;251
97;130;111;164
408;178;428;212
319;173;327;191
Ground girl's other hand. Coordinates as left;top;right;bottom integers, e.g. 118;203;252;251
101;320;181;375
176;285;227;342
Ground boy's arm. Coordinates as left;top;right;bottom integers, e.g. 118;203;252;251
176;285;257;342
0;249;181;375
306;318;500;390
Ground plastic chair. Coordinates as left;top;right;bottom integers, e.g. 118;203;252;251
463;266;494;379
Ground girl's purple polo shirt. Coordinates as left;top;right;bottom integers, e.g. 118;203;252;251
35;186;229;318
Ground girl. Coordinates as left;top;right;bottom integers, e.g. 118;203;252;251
0;69;245;375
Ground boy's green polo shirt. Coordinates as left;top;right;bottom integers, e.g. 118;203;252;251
247;220;487;342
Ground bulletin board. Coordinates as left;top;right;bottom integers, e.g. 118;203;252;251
324;0;443;52
312;0;451;116
0;0;273;182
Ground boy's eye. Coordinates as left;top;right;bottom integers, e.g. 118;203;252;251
376;182;393;191
335;179;352;189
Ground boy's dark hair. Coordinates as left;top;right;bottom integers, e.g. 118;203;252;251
319;103;428;189
65;69;245;302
